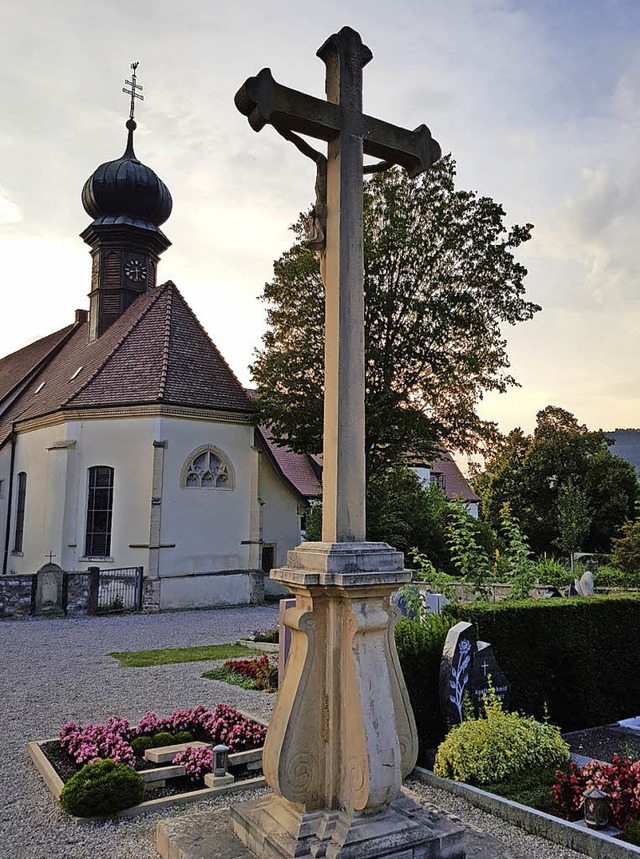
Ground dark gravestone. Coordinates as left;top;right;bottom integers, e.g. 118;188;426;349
440;622;476;725
439;621;510;725
470;640;510;715
34;563;66;617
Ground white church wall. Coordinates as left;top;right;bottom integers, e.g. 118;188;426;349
258;453;301;598
0;445;13;571
7;423;66;574
153;417;254;577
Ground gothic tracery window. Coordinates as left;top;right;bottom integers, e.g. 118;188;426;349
182;447;233;490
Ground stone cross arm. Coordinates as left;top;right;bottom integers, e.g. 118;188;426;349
235;67;441;178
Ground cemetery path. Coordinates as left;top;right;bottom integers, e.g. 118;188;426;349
0;606;278;859
1;606;592;859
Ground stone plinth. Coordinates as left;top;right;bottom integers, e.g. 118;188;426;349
230;541;465;859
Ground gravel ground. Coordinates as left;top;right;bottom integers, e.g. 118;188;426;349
1;606;590;859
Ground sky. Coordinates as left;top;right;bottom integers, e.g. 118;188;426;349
1;0;640;443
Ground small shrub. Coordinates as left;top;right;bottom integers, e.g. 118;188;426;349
172;745;214;782
130;736;154;758
533;557;571;587
623;819;640;846
173;730;193;744
252;627;279;643
151;731;176;747
59;759;144;817
434;692;569;785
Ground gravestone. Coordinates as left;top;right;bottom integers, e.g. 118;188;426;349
439;621;510;725
34;563;66;617
470;640;510;715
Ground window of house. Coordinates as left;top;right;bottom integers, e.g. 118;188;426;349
430;472;446;493
13;472;27;552
85;466;114;557
181;446;234;490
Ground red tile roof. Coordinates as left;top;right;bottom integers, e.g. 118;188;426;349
430;450;479;503
0;282;252;444
0;325;75;405
257;425;322;500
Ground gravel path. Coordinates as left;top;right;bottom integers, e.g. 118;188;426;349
1;607;591;859
1;607;278;859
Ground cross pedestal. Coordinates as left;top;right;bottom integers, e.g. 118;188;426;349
230;544;464;859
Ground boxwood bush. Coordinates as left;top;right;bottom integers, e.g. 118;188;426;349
434;692;569;784
59;759;144;817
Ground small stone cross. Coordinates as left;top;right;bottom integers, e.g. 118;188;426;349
45;551;56;563
481;660;489;677
236;27;440;543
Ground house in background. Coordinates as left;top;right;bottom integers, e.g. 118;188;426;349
413;450;480;517
0;114;312;611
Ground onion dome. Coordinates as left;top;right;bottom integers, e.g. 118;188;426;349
81;119;172;229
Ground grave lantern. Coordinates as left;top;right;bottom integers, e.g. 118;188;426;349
212;744;229;777
583;787;609;829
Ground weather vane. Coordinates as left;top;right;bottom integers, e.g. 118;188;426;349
122;61;144;122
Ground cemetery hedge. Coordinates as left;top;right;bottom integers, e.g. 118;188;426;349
444;594;640;733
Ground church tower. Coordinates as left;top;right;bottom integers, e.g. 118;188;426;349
80;63;172;340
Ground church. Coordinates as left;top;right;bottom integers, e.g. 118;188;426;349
0;101;320;611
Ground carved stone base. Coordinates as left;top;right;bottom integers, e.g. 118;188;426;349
230;790;465;859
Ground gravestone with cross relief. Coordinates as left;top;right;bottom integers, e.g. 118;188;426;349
440;621;510;727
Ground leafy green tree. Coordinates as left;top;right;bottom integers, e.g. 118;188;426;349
554;481;592;557
611;520;640;575
251;157;539;475
476;406;638;554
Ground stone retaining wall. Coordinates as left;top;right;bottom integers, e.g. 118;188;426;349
65;572;92;616
0;575;35;619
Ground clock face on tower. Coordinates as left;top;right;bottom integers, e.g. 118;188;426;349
124;259;147;283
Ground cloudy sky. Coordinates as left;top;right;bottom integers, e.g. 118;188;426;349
1;0;639;439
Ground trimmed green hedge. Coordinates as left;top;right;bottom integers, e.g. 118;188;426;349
395;614;455;754
445;594;640;732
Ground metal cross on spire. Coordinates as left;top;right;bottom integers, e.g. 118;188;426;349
122;61;144;121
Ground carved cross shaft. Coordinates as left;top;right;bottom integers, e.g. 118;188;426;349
236;27;440;543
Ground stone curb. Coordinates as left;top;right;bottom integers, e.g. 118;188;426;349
236;639;279;653
27;739;265;823
413;767;640;859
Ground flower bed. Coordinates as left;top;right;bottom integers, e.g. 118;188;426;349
29;704;267;819
203;654;278;692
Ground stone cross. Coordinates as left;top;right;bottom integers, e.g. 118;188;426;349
235;26;440;543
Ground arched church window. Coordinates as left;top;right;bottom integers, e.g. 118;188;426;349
181;446;234;490
85;466;114;558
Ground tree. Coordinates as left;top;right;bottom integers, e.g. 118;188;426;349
476;406;639;554
251;156;539;475
554;481;592;557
